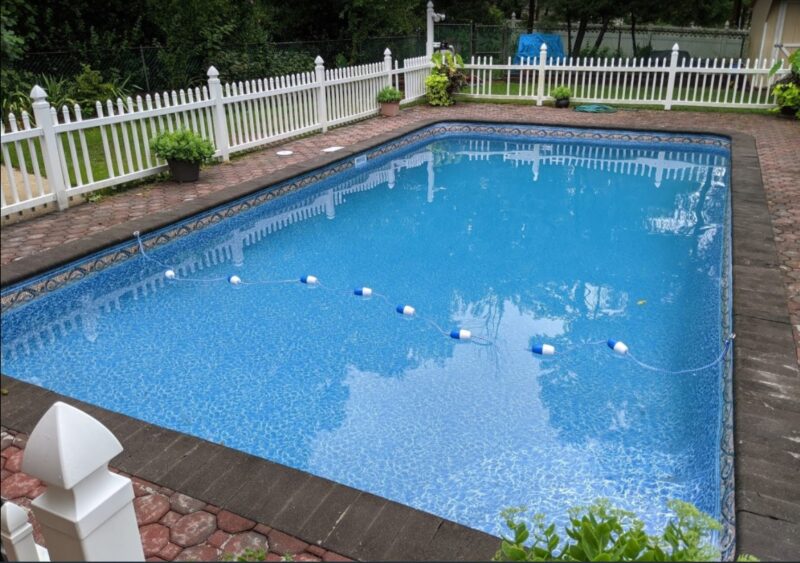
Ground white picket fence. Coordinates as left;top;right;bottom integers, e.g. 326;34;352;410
464;43;791;109
0;50;431;218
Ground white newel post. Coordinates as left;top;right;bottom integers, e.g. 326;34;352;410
664;44;680;110
384;48;393;87
315;56;328;133
30;86;68;210
1;502;47;561
22;402;144;561
207;66;230;161
426;1;435;59
536;44;547;106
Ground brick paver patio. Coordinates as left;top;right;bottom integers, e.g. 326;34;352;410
1;104;798;361
0;428;351;562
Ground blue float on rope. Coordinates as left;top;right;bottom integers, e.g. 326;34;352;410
396;305;415;316
228;275;242;285
354;287;373;297
300;275;318;285
450;329;472;340
608;339;629;355
532;343;555;355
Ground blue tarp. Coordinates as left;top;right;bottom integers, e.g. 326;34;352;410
513;33;566;64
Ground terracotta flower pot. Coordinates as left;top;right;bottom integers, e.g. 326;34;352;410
167;159;201;182
380;102;400;117
555;98;570;108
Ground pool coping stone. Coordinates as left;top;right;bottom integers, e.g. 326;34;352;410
2;117;799;561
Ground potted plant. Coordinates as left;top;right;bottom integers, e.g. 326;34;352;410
377;86;403;116
551;86;572;108
150;129;215;182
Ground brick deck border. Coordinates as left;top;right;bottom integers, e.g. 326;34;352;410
2;114;799;560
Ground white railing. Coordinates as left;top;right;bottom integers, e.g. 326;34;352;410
0;50;431;218
463;43;790;110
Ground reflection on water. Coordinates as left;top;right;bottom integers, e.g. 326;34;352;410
1;136;729;537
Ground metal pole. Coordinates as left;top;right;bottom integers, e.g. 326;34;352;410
139;47;150;92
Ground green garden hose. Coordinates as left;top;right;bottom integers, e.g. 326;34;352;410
574;104;617;113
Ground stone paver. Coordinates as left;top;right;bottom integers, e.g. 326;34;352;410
1;104;798;361
170;511;217;547
135;493;171;525
170;492;207;515
0;428;352;562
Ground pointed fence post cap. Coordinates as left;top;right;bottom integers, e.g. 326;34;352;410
1;502;29;533
427;1;434;8
207;66;219;77
22;401;123;489
672;43;680;51
30;85;47;101
315;55;325;65
384;48;392;56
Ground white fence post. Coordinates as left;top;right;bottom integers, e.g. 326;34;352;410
30;85;68;210
426;1;435;59
22;402;144;561
384;48;393;87
315;56;328;133
207;66;230;162
536;43;547;106
664;43;680;110
1;502;47;562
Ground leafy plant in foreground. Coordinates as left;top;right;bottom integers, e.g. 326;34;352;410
426;50;466;106
493;499;757;562
550;86;572;101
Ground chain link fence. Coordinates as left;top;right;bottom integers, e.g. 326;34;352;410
436;22;749;62
5;34;425;95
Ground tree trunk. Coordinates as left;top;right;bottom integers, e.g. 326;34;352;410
630;13;637;57
730;0;743;28
528;0;534;32
572;16;588;57
566;15;573;56
593;15;610;53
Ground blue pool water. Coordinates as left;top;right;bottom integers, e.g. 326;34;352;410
1;125;731;537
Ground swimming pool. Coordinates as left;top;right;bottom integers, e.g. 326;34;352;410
0;122;733;544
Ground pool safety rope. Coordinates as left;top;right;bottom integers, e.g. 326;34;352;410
135;232;494;346
136;232;734;369
528;335;735;375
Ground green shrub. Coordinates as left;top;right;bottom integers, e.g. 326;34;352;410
493;499;757;562
425;74;453;106
426;50;466;106
550;86;571;100
73;65;133;116
377;86;403;103
150;129;215;163
772;83;800;118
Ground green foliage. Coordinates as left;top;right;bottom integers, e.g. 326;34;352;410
72;65;133;116
150;129;214;164
772;83;800;119
425;74;453;106
492;499;746;562
551;86;572;100
426;51;467;106
221;548;267;561
377;86;403;103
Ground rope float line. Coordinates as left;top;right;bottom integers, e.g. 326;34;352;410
134;232;494;345
136;232;733;368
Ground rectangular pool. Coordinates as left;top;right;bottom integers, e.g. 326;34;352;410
1;122;733;544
